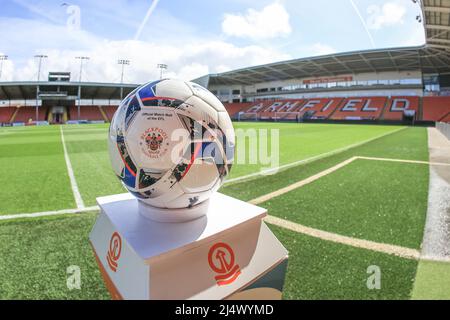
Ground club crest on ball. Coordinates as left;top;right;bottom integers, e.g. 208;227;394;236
140;128;169;159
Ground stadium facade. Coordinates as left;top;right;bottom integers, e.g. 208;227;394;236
0;0;449;125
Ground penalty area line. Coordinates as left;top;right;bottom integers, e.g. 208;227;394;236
225;127;407;185
60;126;85;209
265;215;421;260
250;157;358;205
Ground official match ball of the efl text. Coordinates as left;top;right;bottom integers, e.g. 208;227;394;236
108;78;235;209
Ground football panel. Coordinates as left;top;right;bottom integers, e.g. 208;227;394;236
179;157;220;193
138;79;193;103
141;181;186;208
186;81;226;113
166;189;213;209
183;95;219;125
217;111;236;165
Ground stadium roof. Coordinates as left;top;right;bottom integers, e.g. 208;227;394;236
195;1;450;87
423;0;450;51
197;46;450;86
0;81;139;101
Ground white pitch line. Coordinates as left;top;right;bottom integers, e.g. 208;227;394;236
225;127;406;185
0;206;99;221
60;126;85;209
357;156;450;167
265;215;421;260
250;157;358;205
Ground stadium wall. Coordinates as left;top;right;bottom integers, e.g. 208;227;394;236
211;70;423;103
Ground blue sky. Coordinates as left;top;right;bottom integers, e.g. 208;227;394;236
0;0;425;83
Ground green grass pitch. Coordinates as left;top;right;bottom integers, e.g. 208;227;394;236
0;122;447;300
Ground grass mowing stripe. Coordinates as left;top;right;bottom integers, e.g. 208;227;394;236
261;160;429;249
270;225;418;300
0;126;75;215
60;126;85;209
63;128;124;207
0;213;109;299
226;126;406;185
411;260;450;300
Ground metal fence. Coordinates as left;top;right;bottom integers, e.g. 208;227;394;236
436;122;450;140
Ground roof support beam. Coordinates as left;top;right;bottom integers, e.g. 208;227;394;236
424;6;450;14
0;85;10;100
331;57;355;74
263;65;294;79
17;85;27;100
428;44;450;51
426;25;450;31
428;38;450;45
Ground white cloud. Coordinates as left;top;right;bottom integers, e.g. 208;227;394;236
309;43;336;56
222;2;292;40
400;24;426;46
1;17;289;83
1;1;293;83
367;2;406;30
15;40;289;83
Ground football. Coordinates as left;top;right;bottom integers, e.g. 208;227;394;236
108;78;235;210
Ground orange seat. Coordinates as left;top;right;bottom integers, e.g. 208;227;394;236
0;107;17;123
422;97;450;122
14;106;48;123
299;98;343;119
331;97;387;120
69;106;104;121
383;97;419;120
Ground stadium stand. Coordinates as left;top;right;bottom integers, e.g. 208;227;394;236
1;96;449;124
68;105;104;121
422;97;450;122
230;96;450;123
223;102;253;119
0;107;17;123
14;106;48;123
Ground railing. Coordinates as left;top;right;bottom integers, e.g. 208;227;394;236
436;122;450;140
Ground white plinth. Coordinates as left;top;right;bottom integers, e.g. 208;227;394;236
89;192;288;300
137;198;210;223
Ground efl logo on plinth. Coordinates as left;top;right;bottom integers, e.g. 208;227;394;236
106;232;122;272
208;242;241;286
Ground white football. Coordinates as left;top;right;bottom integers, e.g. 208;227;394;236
108;78;235;209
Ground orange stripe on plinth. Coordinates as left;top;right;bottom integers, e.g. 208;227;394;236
90;242;123;300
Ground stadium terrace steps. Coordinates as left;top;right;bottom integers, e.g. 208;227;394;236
0;107;17;123
418;97;424;121
223;102;253;118
98;106;109;122
440;112;450;123
423;97;450;122
103;106;119;122
9;107;19;123
379;98;391;121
